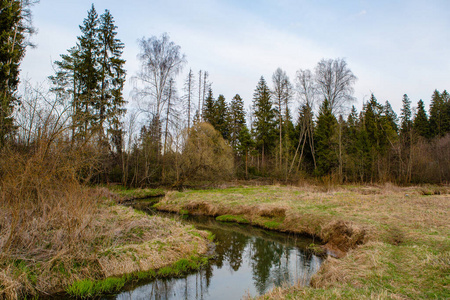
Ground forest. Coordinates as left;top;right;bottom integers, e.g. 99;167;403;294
2;4;450;189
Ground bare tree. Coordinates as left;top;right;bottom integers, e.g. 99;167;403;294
315;58;357;114
183;69;195;130
289;69;317;175
133;33;186;158
272;68;291;172
197;70;202;120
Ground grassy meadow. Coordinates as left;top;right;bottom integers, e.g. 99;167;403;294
156;184;450;299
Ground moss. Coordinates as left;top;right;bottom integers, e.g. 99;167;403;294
110;186;165;200
216;214;250;224
263;220;281;229
179;209;189;215
66;256;209;297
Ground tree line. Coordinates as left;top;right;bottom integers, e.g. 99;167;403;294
1;3;449;187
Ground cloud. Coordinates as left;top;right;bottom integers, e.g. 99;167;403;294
356;9;367;16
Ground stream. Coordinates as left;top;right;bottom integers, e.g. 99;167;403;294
109;204;323;300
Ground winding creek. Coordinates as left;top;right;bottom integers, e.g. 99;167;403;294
106;202;323;300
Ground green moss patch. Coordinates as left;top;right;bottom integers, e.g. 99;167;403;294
216;214;250;224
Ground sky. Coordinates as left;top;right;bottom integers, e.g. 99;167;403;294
20;0;450;118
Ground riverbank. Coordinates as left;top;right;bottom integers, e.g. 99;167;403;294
155;184;450;299
0;188;211;299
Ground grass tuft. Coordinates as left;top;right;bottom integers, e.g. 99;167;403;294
216;214;250;224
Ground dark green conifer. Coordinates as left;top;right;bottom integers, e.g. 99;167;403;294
314;98;338;176
228;94;246;151
214;94;228;139
413;99;430;138
252;76;276;170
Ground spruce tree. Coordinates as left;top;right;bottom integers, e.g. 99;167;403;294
214;94;228;139
77;4;100;136
314;98;338;176
429;90;450;137
228;94;246;151
202;88;215;125
252;76;275;171
50;5;126;147
413;99;430;139
400;94;412;136
399;94;413;183
98;9;126;146
382;101;398;134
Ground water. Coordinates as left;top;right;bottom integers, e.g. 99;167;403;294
110;210;323;300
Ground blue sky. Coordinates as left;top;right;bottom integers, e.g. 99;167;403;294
21;0;450;116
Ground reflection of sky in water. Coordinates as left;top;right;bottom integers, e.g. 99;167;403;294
112;220;323;300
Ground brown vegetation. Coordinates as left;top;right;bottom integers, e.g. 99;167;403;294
0;143;209;299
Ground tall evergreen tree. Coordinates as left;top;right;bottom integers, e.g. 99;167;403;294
202;88;215;125
252;76;275;171
314;98;338;176
400;94;412;135
98;9;126;146
399;94;413;182
51;5;126;147
382;101;399;134
228;94;246;151
413;99;430;139
77;4;100;136
214;94;228;139
429;90;450;137
0;0;36;145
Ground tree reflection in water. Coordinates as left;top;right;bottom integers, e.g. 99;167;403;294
111;215;322;300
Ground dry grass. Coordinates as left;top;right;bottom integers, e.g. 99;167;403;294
0;146;210;299
157;183;450;299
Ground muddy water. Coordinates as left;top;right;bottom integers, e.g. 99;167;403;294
110;210;323;300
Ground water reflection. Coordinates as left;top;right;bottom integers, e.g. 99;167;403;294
112;214;322;300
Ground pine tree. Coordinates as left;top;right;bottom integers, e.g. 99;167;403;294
413;99;430;139
314;98;338;176
252;76;275;171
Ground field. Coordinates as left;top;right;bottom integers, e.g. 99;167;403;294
156;184;450;299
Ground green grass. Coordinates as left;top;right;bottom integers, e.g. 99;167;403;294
66;256;208;298
216;214;250;224
157;184;450;299
263;220;281;229
109;185;165;200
